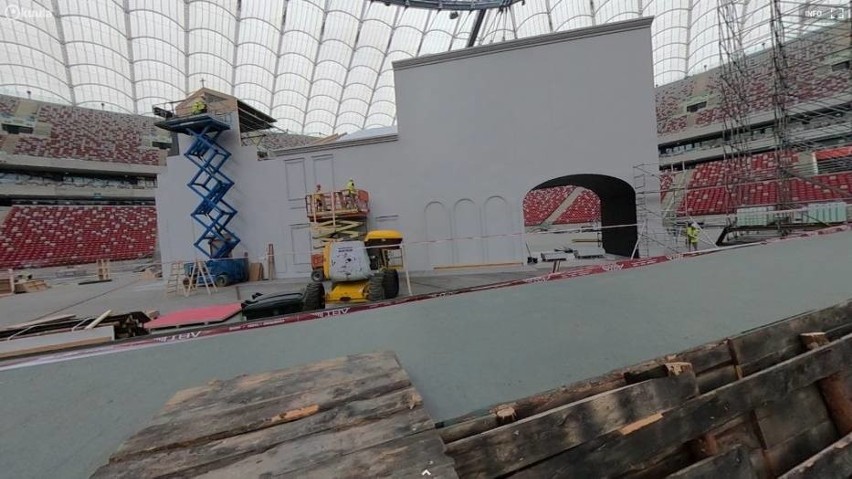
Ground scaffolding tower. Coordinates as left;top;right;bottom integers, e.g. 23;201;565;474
716;0;851;229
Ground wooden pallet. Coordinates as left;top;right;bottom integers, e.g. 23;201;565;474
92;351;457;478
14;279;49;293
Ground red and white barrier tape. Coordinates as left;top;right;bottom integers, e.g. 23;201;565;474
0;223;848;371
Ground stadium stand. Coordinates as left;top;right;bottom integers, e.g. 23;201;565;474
553;189;601;224
258;132;318;150
0;95;169;165
655;26;849;137
660;172;674;200
0;205;157;268
676;171;852;215
523;186;574;226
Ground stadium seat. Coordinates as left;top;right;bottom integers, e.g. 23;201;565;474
0;205;157;268
553;189;600;224
523;186;575;226
2;96;168;166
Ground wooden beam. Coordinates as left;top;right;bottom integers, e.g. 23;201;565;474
91;388;432;478
777;431;852;479
112;352;407;459
512;333;852;478
446;363;698;477
800;332;852;434
666;445;757;479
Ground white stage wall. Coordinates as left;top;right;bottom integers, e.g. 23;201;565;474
157;18;661;277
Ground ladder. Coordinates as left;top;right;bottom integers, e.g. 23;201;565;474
165;262;186;297
632;165;651;258
184;259;218;296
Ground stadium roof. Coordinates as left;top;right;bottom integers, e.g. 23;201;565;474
0;0;793;135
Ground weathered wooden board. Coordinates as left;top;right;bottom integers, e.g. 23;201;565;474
729;299;852;376
696;364;739;393
754;385;831;449
666;446;757;479
801;332;852;434
619;445;694;479
777;431;852;479
511;333;852;478
92;387;426;478
764;420;839;476
92;351;456;479
438;342;730;442
447;365;698;477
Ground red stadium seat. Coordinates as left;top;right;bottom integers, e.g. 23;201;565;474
553;190;600;224
523;186;575;226
0;205;157;269
1;96;167;166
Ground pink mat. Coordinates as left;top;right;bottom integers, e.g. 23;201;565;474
145;303;241;330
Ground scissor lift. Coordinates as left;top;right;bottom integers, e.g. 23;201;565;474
156;113;247;286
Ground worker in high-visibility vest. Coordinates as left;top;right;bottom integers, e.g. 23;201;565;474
190;98;207;115
686;222;700;252
344;178;357;209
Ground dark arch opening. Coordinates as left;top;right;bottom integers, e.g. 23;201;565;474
532;174;638;258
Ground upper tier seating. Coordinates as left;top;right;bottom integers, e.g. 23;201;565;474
523;186;574;226
688;152;797;189
655;27;850;136
0;205;157;268
0;95;168;165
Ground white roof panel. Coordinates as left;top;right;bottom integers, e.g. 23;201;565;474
0;0;794;135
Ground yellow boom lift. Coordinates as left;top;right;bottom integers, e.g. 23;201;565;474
305;188;402;303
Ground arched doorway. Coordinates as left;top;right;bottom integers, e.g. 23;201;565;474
525;174;638;257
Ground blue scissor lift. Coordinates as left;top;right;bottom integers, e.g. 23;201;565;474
156;113;248;287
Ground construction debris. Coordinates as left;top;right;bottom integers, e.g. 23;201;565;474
0;311;152;359
14;277;49;293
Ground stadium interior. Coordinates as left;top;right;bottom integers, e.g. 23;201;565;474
0;0;850;477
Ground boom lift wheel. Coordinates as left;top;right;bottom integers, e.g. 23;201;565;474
367;274;385;301
382;269;400;299
303;282;325;311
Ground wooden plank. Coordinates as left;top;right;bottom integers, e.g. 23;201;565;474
446;364;698;477
438;338;733;438
619;445;694;479
92;387;428;478
1;313;77;331
678;341;732;374
801;332;852;434
113;364;411;459
696;365;739;393
437;371;626;438
777;431;852;479
157;351;399;418
511;333;852;478
189;406;441;478
754;385;831;448
764;420;838;476
0;327;114;359
272;433;458;479
730;300;852;374
666;446;757;479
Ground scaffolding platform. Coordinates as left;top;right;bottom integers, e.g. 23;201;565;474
154;114;231;134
